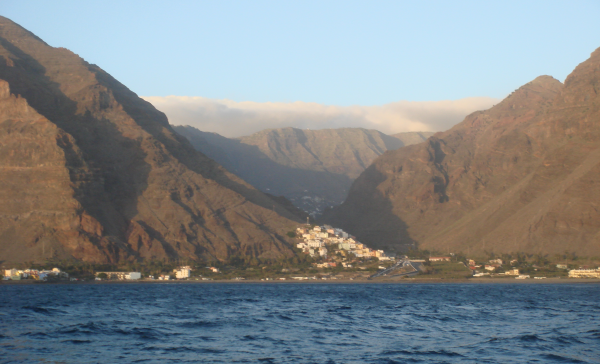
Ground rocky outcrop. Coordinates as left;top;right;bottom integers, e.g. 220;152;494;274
174;126;433;216
0;16;301;264
323;48;600;257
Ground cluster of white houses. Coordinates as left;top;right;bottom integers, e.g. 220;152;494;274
295;225;392;261
3;268;68;281
97;266;193;281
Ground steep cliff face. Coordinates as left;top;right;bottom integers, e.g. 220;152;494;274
174;125;433;216
0;17;300;264
323;48;600;256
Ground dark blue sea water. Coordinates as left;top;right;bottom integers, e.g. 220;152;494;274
1;283;599;363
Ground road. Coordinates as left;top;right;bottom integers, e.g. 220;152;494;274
369;258;419;279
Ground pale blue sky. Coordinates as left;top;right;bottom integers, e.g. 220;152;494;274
2;0;599;106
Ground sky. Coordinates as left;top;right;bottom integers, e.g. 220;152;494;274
2;1;600;136
142;96;498;137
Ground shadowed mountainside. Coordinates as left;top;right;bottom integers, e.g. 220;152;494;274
0;16;302;264
174;126;433;216
323;48;600;257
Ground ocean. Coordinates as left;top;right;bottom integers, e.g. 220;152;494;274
1;282;599;363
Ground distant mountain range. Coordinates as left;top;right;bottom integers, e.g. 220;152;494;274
323;48;600;257
174;126;433;216
0;16;303;264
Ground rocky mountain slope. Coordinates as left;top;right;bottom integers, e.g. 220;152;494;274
323;48;600;257
174;126;433;216
390;131;434;146
0;17;302;264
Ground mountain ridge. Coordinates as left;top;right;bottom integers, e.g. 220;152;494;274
322;48;600;256
0;16;300;264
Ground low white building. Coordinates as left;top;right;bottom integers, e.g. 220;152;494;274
126;272;141;280
569;268;600;278
96;271;142;280
4;268;18;278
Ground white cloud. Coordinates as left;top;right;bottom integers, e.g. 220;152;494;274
141;96;500;138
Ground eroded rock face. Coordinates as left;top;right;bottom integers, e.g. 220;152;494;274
0;17;300;264
323;49;600;256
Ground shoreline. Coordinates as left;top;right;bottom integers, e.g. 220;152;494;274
2;277;600;285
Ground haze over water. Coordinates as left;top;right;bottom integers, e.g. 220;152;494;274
1;283;599;363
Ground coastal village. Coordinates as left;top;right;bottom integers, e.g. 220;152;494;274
294;225;392;262
2;224;600;282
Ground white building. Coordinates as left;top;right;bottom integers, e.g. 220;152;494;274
174;266;191;279
569;268;600;278
126;272;142;280
335;229;348;238
307;240;324;248
96;271;141;280
4;268;18;278
319;247;328;257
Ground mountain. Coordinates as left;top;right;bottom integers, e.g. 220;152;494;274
390;131;433;146
0;17;302;264
173;126;433;216
322;48;600;257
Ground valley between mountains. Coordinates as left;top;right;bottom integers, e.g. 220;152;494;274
0;14;599;265
174;126;432;217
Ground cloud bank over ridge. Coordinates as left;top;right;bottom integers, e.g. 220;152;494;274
142;96;500;138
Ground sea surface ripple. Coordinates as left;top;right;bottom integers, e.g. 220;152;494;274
1;283;599;363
